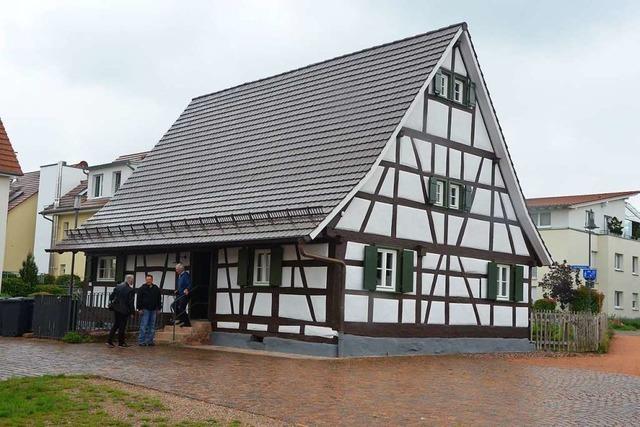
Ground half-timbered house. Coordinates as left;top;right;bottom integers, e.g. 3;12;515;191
53;23;551;356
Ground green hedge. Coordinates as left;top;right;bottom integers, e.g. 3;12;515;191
1;277;34;297
55;274;82;287
30;285;67;296
570;286;604;313
533;298;557;311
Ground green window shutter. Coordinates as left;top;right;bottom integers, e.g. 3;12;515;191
428;177;438;204
363;245;378;291
237;248;250;287
444;180;450;208
512;265;524;302
269;246;283;287
463;186;474;212
468;81;476;108
115;255;126;283
434;71;443;95
487;262;498;300
399;250;414;293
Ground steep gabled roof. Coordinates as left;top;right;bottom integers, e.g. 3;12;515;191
527;191;640;208
41;181;109;215
8;170;39;211
0;119;23;176
55;23;464;250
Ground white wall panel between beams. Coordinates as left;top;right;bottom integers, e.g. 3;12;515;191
493;223;512;254
501;193;517;221
473;106;493;152
434;145;447;176
279;294;313;321
448;276;469;297
426;301;445;324
344;294;369;322
398;171;425;203
345;266;364;290
516;307;528;327
470;188;492;216
449;303;477;325
510;225;530;256
404;96;424;132
493;305;512;327
415;139;432;172
461;218;490;250
447;215;464;245
379;171;395;198
364;202;393;236
477;304;490;325
373;298;398;323
336;197;370;231
426;99;449;139
450;109;472;146
383;140;396;162
399;136;418;168
432;211;445;244
454;48;467;76
345;241;366;261
402;299;416;323
361;166;385;194
494;164;505;188
396;205;431;242
463;153;481;182
448;149;462;179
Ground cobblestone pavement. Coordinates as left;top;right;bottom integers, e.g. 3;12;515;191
2;337;640;426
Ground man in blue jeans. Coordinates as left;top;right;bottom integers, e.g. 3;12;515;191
137;274;162;346
173;263;192;327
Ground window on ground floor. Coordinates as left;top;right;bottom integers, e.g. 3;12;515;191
97;256;116;282
633;293;639;311
633;257;638;275
497;264;510;301
531;266;538;281
376;248;397;291
615;291;623;309
253;249;271;285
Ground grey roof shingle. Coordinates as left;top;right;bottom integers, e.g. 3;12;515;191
56;23;462;251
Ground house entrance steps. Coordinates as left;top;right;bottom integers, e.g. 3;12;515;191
155;320;211;345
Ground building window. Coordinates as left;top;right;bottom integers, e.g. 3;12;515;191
531;267;538;281
60;264;66;275
531;211;551;227
97;256;116;282
453;78;465;103
59;221;70;241
449;183;461;210
376;248;397;291
113;171;122;193
436;73;449;98
253;249;271;285
614;291;623;309
633;257;638;275
435;180;445;207
496;264;510;300
614;253;623;271
93;174;103;198
633;293;639;311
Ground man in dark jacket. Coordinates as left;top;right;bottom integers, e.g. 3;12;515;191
173;263;192;327
107;274;135;348
137;274;162;346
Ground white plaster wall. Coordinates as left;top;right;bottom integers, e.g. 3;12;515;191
360;166;384;194
454;48;467;75
379;171;395;198
463;153;481;182
516;307;528;327
415;139;432;172
345;241;366;261
510;225;530;256
493;306;512;327
477;304;491;325
426;99;449;138
501;193;517;220
397;171;424;202
470;188;492;216
373;298;398;323
364;202;393;236
461;218;490;250
449;276;469;297
449;303;476;325
278;325;300;334
434;145;447;176
402;299;416;323
432;211;445;244
345;266;364;290
448;149;462;179
217;321;239;329
425;301;445;324
87;164;135;199
493;223;511;253
450;109;472;145
247;323;268;331
478;160;492;185
404;96;424;132
336;197;370;231
344;294;368;321
447;215;464;245
473;107;493;152
399;136;418;168
396;205;431;242
279;294;313;321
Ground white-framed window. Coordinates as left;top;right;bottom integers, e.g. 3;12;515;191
531;211;551;227
437;73;449;97
496;264;510;300
453;78;465;103
113;171;122;193
614;291;623;309
253;249;271;285
60;264;66;275
531;267;538;281
633;256;638;275
614;253;623;271
93;174;103;198
434;180;445;207
97;256;116;282
632;293;639;311
376;248;397;291
449;183;461;210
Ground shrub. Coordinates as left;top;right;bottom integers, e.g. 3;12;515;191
30;285;67;296
55;274;82;288
533;298;557;311
61;331;92;344
609;317;640;331
19;253;38;286
1;277;35;297
570;286;604;313
38;274;56;285
538;261;582;309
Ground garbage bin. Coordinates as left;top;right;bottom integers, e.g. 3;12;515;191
0;297;34;337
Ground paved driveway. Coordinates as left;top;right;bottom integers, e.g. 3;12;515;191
1;337;640;426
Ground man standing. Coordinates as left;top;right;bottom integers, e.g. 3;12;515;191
137;274;161;346
173;263;192;327
107;274;135;348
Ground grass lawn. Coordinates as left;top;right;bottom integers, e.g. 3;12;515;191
0;375;243;426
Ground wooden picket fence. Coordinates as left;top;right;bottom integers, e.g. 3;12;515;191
530;310;608;352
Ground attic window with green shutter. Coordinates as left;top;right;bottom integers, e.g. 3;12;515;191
428;177;473;212
434;70;476;108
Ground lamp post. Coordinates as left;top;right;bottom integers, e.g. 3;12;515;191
68;194;81;330
585;209;598;288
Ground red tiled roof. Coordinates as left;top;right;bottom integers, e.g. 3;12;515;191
0;119;23;176
41;180;109;214
8;170;39;211
527;191;640;208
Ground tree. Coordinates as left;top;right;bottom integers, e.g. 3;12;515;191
19;253;39;286
608;217;624;235
538;261;582;309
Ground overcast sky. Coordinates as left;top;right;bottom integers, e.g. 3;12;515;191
1;0;638;198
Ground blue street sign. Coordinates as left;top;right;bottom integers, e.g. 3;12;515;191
583;269;597;281
570;264;590;271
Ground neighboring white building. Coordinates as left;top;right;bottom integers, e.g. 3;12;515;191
528;191;640;318
0;118;24;287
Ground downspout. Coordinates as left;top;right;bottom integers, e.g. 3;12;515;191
296;239;346;355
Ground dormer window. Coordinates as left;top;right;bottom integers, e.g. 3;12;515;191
453;78;465;103
434;70;475;108
113;171;122;193
93;174;103;198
